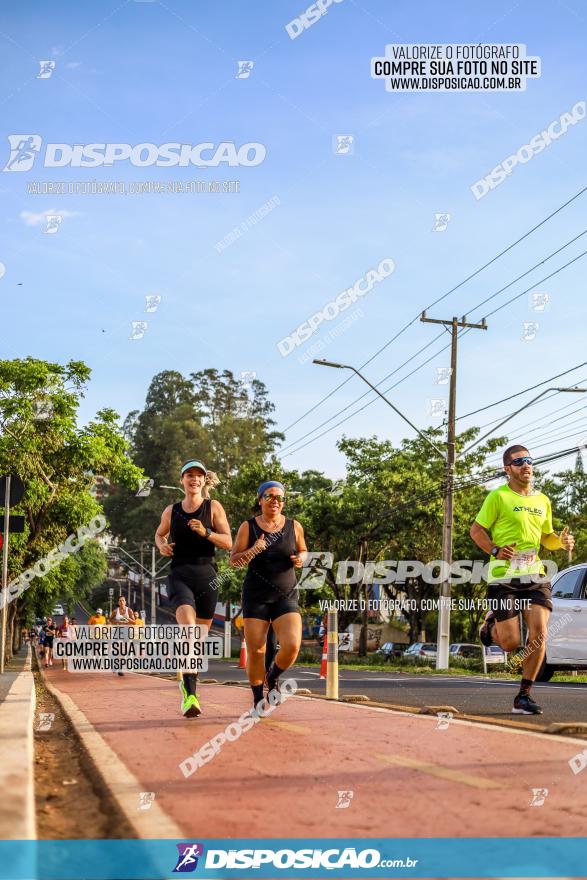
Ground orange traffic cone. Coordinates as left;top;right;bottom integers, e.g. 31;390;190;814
319;638;327;679
238;638;247;668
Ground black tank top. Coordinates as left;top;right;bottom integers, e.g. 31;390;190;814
169;500;214;567
242;517;298;599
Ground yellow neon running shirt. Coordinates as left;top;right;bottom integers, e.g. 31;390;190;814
475;482;553;582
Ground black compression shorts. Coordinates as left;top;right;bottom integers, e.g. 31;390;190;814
488;579;553;622
167;561;217;620
242;594;300;622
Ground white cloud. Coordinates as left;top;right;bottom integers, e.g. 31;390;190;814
20;208;81;227
66;61;82;69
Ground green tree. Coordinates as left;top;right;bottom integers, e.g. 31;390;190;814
0;358;141;661
105;369;284;548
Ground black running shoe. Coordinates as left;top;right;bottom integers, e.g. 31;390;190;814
512;693;543;715
264;672;280;697
479;611;496;648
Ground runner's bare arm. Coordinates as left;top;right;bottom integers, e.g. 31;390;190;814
469;522;495;553
470;522;516;559
209;500;233;551
291;520;308;568
155;505;174;557
230;522;266;567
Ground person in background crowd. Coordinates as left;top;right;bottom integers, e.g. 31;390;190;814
57;615;71;668
42;617;56;668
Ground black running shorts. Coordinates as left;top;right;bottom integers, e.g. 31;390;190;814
167;562;218;620
488;578;553;622
242;594;300;622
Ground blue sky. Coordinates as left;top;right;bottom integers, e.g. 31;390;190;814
1;0;586;478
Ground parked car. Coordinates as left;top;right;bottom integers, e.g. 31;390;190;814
52;604;64;616
449;643;483;660
484;645;507;665
375;641;409;660
403;642;437;661
536;563;587;681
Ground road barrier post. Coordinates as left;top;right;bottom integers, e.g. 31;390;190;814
326;609;338;700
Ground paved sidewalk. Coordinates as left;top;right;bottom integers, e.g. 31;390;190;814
0;645;36;839
43;666;587;840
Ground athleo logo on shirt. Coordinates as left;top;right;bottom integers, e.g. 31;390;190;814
512;505;544;515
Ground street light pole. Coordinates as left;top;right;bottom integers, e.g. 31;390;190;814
313;360;445;459
460;387;587;456
313;358;446;667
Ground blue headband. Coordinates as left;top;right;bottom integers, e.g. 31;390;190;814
258;480;285;498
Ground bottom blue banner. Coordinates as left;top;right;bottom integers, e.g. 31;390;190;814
0;838;585;879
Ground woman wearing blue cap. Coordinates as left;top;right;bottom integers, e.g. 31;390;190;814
230;480;307;708
155;459;232;717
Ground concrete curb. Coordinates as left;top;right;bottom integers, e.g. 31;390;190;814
0;645;36;839
42;671;184;839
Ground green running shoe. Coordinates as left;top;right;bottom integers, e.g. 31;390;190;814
179;679;201;717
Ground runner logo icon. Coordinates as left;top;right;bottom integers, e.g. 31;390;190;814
3;135;42;172
173;843;204;872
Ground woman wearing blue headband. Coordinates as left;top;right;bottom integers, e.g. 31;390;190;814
230;480;307;708
155;459;232;718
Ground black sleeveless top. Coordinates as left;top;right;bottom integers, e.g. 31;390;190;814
169;500;214;568
242;517;298;599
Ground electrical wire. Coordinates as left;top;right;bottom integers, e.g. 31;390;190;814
282;252;587;458
282;188;587;436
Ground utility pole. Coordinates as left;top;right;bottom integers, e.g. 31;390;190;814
420;313;487;669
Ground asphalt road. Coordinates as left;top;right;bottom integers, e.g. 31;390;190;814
204;660;587;730
71;602;586;730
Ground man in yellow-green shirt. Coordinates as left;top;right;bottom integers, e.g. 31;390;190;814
470;444;575;716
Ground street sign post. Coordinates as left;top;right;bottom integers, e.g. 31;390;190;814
0;475;24;507
0;516;25;532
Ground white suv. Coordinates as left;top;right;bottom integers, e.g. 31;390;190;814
537;563;587;681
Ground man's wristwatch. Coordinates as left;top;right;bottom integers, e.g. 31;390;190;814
491;545;501;557
205;527;213;539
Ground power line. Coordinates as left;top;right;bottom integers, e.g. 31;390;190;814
477;396;587;448
483;425;587;469
475;384;587;432
282;251;587;457
281;187;587;436
458;359;587;420
506;413;587;451
281;235;587;456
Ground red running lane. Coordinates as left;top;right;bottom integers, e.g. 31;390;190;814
46;668;587;839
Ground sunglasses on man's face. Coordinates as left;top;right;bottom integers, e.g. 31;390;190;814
262;493;285;503
508;456;533;467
